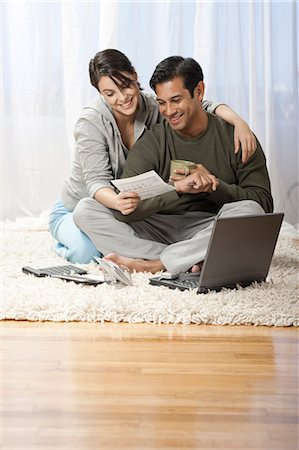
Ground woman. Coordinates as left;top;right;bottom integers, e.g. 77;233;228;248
49;49;256;263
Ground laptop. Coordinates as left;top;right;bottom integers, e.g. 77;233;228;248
149;212;284;294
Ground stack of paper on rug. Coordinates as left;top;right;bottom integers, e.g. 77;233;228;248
1;229;298;326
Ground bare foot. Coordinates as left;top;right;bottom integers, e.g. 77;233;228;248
191;261;204;273
104;253;165;274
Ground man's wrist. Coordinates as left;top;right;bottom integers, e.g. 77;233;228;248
168;180;183;197
169;179;179;191
173;181;180;193
173;181;184;197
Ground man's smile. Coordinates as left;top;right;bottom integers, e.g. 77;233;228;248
168;113;183;125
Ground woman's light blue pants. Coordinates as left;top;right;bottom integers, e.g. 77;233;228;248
49;200;102;264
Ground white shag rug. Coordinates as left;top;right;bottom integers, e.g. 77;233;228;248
1;229;298;326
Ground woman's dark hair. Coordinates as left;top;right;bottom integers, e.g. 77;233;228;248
89;49;141;92
149;56;204;97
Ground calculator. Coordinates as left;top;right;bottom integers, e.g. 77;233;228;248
22;264;104;285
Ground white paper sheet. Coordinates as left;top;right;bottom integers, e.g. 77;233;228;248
111;170;175;200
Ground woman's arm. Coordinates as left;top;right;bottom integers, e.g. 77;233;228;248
95;187;139;215
76;114;140;215
213;104;256;164
94;187;118;209
75;117;115;196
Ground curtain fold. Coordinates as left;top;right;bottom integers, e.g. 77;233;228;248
2;2;71;218
1;1;298;227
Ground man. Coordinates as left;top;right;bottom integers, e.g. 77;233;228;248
74;56;273;274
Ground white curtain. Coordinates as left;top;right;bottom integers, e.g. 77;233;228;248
1;1;298;227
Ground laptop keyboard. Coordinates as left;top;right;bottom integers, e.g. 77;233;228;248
149;273;200;291
167;278;199;289
40;265;87;276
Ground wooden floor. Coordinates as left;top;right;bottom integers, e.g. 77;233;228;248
2;321;298;450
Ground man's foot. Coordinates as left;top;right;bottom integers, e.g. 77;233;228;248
191;261;204;273
104;253;165;274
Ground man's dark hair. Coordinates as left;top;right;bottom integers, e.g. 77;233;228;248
89;49;141;92
149;56;204;98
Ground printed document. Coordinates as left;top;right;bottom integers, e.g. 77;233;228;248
111;170;175;200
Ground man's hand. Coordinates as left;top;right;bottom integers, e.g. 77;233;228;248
233;119;257;164
170;164;219;194
116;191;140;215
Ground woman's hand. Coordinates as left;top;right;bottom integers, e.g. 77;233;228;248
233;119;257;163
212;104;257;164
116;191;140;215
